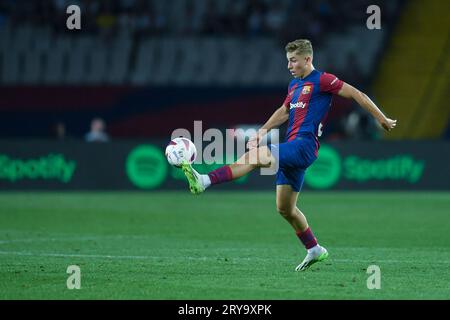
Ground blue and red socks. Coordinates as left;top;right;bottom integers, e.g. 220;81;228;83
296;227;318;250
208;165;233;185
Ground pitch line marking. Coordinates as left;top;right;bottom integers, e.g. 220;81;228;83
0;250;449;265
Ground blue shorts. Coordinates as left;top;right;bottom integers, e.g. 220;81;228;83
269;134;318;192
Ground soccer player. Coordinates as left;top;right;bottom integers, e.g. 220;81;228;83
182;39;397;271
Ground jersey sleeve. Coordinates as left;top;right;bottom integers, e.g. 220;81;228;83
319;72;344;94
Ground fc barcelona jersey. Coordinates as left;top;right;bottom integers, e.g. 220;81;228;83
283;69;344;142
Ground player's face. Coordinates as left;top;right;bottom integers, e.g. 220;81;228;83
287;52;311;78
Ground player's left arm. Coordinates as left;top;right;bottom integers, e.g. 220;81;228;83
338;83;397;132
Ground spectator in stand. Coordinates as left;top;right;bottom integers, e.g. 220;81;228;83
85;118;110;142
51;121;68;140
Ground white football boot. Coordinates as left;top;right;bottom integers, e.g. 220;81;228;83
295;245;329;271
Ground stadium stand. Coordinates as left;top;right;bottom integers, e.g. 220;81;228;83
373;0;450;139
0;0;407;139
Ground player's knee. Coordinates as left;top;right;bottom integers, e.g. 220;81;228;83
237;146;272;168
276;205;295;219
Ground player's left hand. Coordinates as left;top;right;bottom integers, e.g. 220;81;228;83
380;118;397;132
247;135;259;150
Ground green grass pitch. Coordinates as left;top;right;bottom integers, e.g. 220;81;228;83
0;191;449;299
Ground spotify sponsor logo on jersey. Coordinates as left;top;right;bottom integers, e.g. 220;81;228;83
305;145;425;189
290;102;306;109
126;145;168;189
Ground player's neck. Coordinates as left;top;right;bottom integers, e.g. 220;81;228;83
300;65;315;79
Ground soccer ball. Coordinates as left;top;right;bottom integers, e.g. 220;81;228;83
165;137;197;167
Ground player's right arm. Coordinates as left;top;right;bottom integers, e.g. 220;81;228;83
247;104;289;150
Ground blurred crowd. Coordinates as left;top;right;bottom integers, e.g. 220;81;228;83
0;0;403;141
53;117;110;142
0;0;394;44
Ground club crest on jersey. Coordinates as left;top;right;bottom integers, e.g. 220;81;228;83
302;86;311;94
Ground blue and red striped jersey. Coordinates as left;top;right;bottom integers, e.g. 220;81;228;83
283;69;344;143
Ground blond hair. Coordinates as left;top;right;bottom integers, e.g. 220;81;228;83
285;39;313;57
